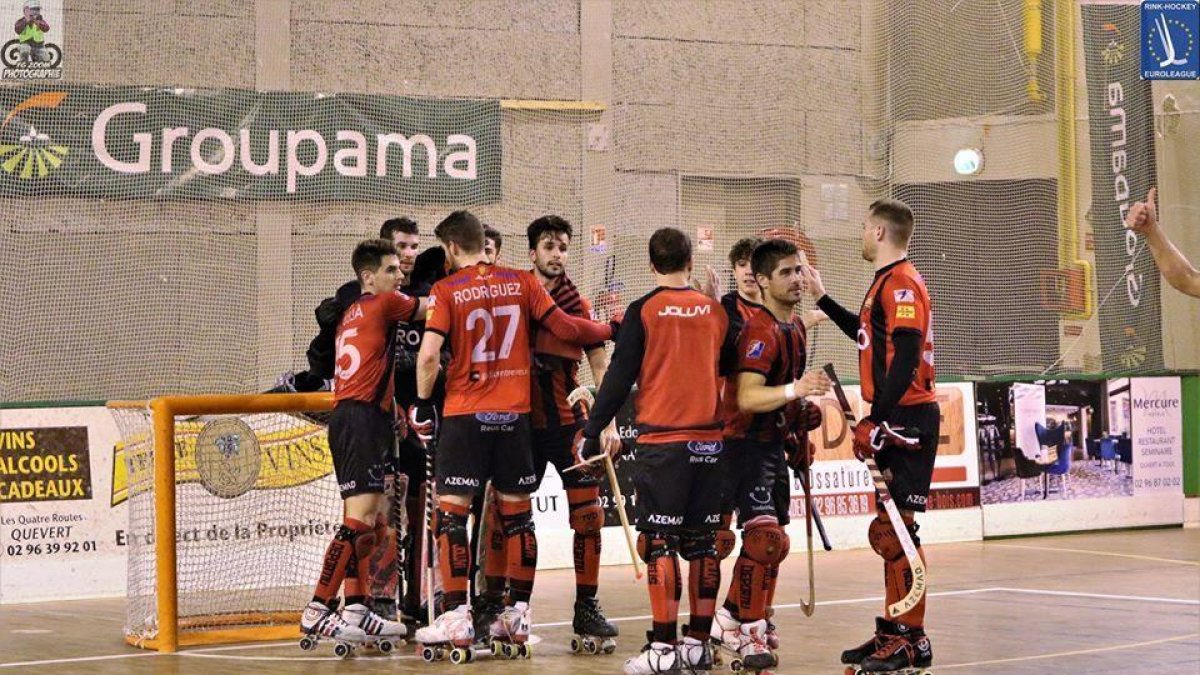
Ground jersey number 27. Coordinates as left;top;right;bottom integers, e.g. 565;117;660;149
466;305;519;363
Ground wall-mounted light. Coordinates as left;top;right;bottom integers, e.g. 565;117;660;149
953;148;984;176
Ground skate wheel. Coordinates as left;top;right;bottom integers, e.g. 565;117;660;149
602;639;617;655
729;657;743;671
491;641;504;657
298;636;316;651
377;639;394;654
584;637;599;655
450;648;469;664
519;643;531;659
333;642;352;658
421;646;436;662
570;637;583;654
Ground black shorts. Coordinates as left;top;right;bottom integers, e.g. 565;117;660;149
724;439;791;528
530;422;599;491
328;400;392;499
435;412;537;496
633;440;726;533
875;402;941;513
391;434;427;492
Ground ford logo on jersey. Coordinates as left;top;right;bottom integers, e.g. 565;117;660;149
476;412;519;424
687;440;723;456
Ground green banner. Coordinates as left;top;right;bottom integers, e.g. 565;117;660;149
1080;3;1163;372
0;85;501;203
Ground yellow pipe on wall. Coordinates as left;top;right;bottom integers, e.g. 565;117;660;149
1025;0;1045;102
1055;0;1094;320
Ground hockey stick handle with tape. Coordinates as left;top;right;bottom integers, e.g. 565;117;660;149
822;363;926;619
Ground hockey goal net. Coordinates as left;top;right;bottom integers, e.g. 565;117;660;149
107;393;338;652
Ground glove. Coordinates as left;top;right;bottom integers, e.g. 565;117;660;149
852;419;920;461
784;431;815;472
408;399;438;446
392;408;409;443
572;429;606;478
784;399;822;432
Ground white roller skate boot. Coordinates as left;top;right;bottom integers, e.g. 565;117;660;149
736;619;777;672
414;605;476;664
488;601;532;659
623;638;680;674
298;601;368;657
343;602;406;653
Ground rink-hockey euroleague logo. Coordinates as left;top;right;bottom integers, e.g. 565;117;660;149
0;90;69;179
194;418;261;499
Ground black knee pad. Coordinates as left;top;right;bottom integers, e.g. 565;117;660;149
636;531;679;563
436;508;469;539
500;506;535;537
678;531;718;562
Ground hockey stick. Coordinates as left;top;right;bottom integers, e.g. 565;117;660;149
472;481;494;597
422;437;437;627
797;468;832;552
797;464;816;617
566;386;644;581
822;364;926;619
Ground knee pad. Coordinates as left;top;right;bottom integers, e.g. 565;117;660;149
636;531;678;564
569;501;604;536
741;520;789;565
678;531;718;562
715;528;736;560
499;504;535;537
436;508;469;539
869;516;907;562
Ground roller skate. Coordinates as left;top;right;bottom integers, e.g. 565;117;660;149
710;606;743;667
414;605;477;664
844;621;932;675
677;634;714;673
471;591;504;648
298;601;368;658
488;601;533;659
343;602;406;654
571;596;619;655
370;597;398;621
623;631;680;675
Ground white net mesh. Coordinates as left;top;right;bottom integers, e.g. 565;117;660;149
110;404;339;643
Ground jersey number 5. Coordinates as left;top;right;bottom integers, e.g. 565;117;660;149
466;305;520;363
335;327;361;380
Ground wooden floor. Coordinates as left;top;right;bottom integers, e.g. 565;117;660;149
1;529;1197;673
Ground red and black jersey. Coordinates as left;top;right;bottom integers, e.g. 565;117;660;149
529;273;599;430
857;259;936;406
583;287;735;444
425;263;557;417
720;291;764;337
723;310;808;442
333;290;420;411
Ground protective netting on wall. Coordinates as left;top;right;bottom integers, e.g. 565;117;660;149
0;1;1185;402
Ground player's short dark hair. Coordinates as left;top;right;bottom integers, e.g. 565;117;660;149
435;210;485;253
728;237;761;267
351;238;398;280
869;199;915;245
526;215;573;250
379;217;418;240
751;238;799;279
648;227;692;275
483;225;503;251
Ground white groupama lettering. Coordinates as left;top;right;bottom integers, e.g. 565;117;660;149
91;102;478;193
657;304;711;318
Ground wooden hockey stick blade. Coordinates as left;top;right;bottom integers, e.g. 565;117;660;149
565;452;607;473
566;385;596;409
604;453;644;580
824;364;926;617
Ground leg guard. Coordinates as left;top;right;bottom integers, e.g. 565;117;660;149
872;513;926;628
435;500;471;610
368;512;399;601
312;518;371;607
568;487;604;599
680;531;720;639
637;531;681;644
498;498;537;604
730;518;788;622
715;511;736;561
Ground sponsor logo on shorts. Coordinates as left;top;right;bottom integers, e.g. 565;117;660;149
704;513;721;524
444;476;480;488
905;494;927;507
476;412;519;424
339;480;357;492
687;440;723;456
517;474;537;486
894;289;915;303
748;485;772;505
746;340;765;359
645;513;684;526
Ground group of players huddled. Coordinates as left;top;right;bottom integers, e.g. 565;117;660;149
279;200;940;674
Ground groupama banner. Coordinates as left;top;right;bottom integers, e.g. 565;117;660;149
0;85;501;203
